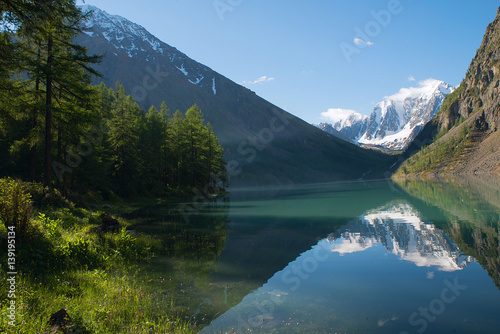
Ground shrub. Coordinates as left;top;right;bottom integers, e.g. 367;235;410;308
0;178;33;236
25;182;74;208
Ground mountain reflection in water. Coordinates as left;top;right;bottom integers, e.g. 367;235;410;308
328;202;473;272
135;179;500;334
203;198;497;334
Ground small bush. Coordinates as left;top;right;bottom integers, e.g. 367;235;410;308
38;212;62;238
0;178;33;236
25;182;75;209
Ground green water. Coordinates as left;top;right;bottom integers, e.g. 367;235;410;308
133;177;500;333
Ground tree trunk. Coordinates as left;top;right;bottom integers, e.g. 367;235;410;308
43;36;53;188
30;46;41;182
30;116;37;182
56;129;62;190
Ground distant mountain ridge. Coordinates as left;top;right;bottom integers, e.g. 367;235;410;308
77;5;396;185
317;110;368;143
317;79;454;151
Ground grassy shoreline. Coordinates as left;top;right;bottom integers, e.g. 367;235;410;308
0;181;202;333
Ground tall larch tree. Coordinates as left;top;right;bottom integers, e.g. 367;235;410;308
6;1;101;187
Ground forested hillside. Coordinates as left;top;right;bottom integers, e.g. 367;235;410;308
0;1;226;198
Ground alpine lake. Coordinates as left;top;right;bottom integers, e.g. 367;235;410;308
129;176;500;334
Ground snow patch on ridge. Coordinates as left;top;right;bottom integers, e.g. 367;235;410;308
80;5;169;58
189;76;204;85
176;64;188;76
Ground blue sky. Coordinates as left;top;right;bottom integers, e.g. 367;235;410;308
77;0;499;124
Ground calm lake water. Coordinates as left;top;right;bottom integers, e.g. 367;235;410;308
134;176;500;334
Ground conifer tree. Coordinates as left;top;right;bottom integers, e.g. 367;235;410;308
159;101;171;187
2;1;101;187
107;83;141;195
169;109;187;186
143;105;166;191
184;104;205;187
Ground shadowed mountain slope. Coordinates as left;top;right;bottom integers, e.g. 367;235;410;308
77;5;395;186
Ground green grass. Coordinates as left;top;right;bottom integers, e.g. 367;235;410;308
0;190;201;334
0;269;198;333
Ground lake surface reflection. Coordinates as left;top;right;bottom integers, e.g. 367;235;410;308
137;177;500;333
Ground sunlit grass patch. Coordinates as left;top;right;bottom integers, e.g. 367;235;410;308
0;187;197;333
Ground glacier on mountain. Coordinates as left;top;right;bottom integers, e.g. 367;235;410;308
318;79;455;151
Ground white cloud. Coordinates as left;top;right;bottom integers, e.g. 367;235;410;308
354;38;374;46
242;75;275;85
408;75;416;82
320;108;359;123
386;78;444;102
353;38;364;45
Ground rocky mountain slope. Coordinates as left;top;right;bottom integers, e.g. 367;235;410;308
317;80;454;151
77;5;396;186
396;7;500;176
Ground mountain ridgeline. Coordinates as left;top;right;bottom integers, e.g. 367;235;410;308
77;5;396;186
396;7;500;176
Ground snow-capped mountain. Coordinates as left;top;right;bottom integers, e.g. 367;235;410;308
327;202;473;271
317;110;368;143
318;79;455;151
80;5;213;94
